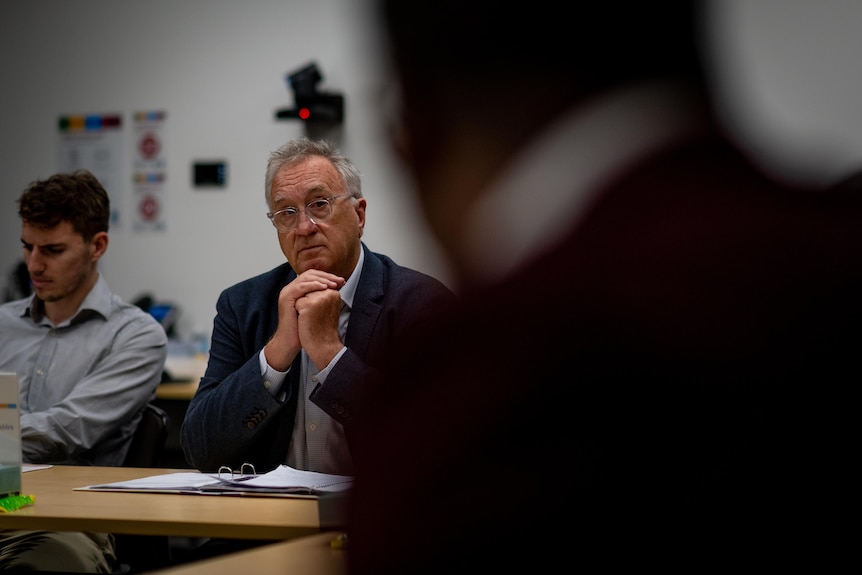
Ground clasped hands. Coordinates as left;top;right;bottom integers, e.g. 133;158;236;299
264;269;346;372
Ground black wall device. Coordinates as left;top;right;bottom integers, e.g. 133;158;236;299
276;62;344;123
193;161;227;187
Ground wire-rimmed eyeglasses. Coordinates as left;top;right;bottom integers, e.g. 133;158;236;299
266;194;348;233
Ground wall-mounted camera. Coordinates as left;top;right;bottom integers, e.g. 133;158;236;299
276;62;344;123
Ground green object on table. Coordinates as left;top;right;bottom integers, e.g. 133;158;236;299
0;493;35;512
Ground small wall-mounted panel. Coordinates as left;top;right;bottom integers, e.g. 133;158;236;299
193;161;227;188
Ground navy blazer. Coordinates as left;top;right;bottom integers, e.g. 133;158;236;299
180;244;455;472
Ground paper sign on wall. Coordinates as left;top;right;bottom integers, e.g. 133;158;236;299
132;111;168;231
57;113;124;227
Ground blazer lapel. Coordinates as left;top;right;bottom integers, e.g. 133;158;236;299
344;245;384;360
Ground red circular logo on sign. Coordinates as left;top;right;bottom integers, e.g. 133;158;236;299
139;195;160;222
139;133;160;160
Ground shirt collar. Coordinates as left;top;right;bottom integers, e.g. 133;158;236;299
339;245;365;309
462;81;709;285
25;273;112;326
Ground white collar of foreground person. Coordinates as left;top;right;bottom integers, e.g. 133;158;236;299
462;80;711;285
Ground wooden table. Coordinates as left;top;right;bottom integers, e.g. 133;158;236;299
156;380;200;400
151;531;347;575
158;352;205;400
163;354;207;383
3;465;346;540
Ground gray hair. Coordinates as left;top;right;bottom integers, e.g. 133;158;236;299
264;137;362;210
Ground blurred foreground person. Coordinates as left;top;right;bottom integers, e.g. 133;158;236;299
348;1;862;572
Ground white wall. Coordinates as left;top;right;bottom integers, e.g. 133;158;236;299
3;0;862;342
0;0;451;341
706;0;862;186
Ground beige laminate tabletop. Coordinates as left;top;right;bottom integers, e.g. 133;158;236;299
156;380;199;400
2;465;346;540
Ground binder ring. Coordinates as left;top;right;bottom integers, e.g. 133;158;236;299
217;463;257;480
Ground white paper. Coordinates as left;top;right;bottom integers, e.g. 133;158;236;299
216;465;353;493
76;465;352;496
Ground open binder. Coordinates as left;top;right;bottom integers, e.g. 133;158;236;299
75;464;352;498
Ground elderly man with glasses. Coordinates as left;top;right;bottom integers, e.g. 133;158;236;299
181;138;455;482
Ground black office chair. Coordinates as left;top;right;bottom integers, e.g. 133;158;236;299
115;403;172;573
123;402;170;468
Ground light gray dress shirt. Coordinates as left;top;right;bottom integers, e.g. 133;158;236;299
0;274;168;466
